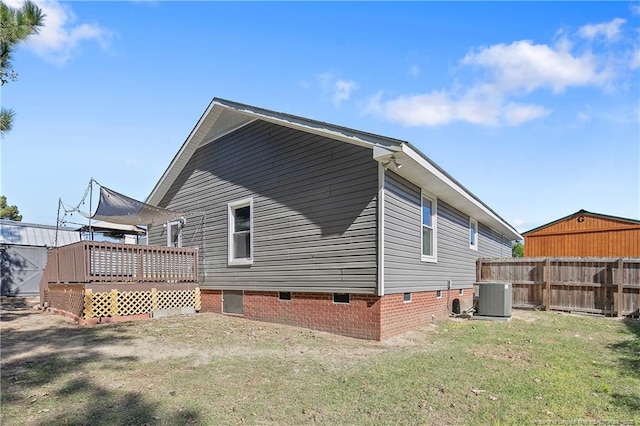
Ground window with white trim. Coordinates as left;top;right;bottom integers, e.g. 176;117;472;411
421;193;437;262
469;218;478;250
228;198;253;266
167;221;182;247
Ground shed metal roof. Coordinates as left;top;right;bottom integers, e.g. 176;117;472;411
0;220;81;247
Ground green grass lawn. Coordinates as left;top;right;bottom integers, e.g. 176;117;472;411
1;306;638;425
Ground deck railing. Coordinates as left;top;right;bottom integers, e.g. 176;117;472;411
477;257;640;317
41;241;198;284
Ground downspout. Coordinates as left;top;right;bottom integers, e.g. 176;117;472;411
377;162;385;297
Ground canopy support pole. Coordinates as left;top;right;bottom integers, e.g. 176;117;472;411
89;179;93;241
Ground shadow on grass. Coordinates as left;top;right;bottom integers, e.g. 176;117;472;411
39;375;200;425
0;298;36;322
608;318;640;414
610;393;640;413
1;304;202;425
610;318;640;378
0;309;34;323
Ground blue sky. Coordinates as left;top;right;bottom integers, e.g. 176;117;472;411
1;1;639;235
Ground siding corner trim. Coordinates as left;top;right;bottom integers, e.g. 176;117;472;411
377;162;385;296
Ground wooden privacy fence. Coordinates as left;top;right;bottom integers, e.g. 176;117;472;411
477;257;640;317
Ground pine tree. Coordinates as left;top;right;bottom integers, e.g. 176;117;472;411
0;195;22;221
0;0;45;136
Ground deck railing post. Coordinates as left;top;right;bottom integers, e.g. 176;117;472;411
138;247;143;282
476;258;482;283
193;250;198;282
84;242;91;282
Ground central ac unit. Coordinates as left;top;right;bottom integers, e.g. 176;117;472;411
475;282;512;317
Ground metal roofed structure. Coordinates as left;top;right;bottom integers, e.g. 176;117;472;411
0;220;81;247
1;220;81;297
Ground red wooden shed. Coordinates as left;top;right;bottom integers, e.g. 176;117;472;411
522;209;640;258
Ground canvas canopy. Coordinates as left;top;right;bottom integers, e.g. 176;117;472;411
80;219;146;235
91;186;182;226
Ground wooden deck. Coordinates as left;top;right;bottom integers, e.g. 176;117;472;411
40;241;198;285
39;241;200;321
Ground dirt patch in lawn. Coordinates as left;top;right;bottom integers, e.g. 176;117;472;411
1;298;541;366
1;297;438;369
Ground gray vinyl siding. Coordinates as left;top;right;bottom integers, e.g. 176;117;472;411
384;171;512;293
149;120;379;294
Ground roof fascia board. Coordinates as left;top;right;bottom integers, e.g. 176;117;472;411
213;99;403;151
522;210;583;235
257;115;374;149
199;118;258;149
401;143;522;240
579;210;640;225
146;99;219;206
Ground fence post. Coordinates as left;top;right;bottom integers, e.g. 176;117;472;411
544;258;551;311
84;288;93;318
616;258;624;317
476;259;482;283
110;289;118;317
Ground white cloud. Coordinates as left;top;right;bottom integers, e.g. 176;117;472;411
462;40;611;94
317;72;356;107
631;49;640;69
502;103;550;126
576;111;592;124
366;86;548;128
364;18;634;128
333;79;356;107
378;92;456;126
409;65;421;77
578;18;626;41
6;0;111;65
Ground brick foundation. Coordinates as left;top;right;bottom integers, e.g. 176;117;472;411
200;288;474;340
200;289;223;313
379;289;474;340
